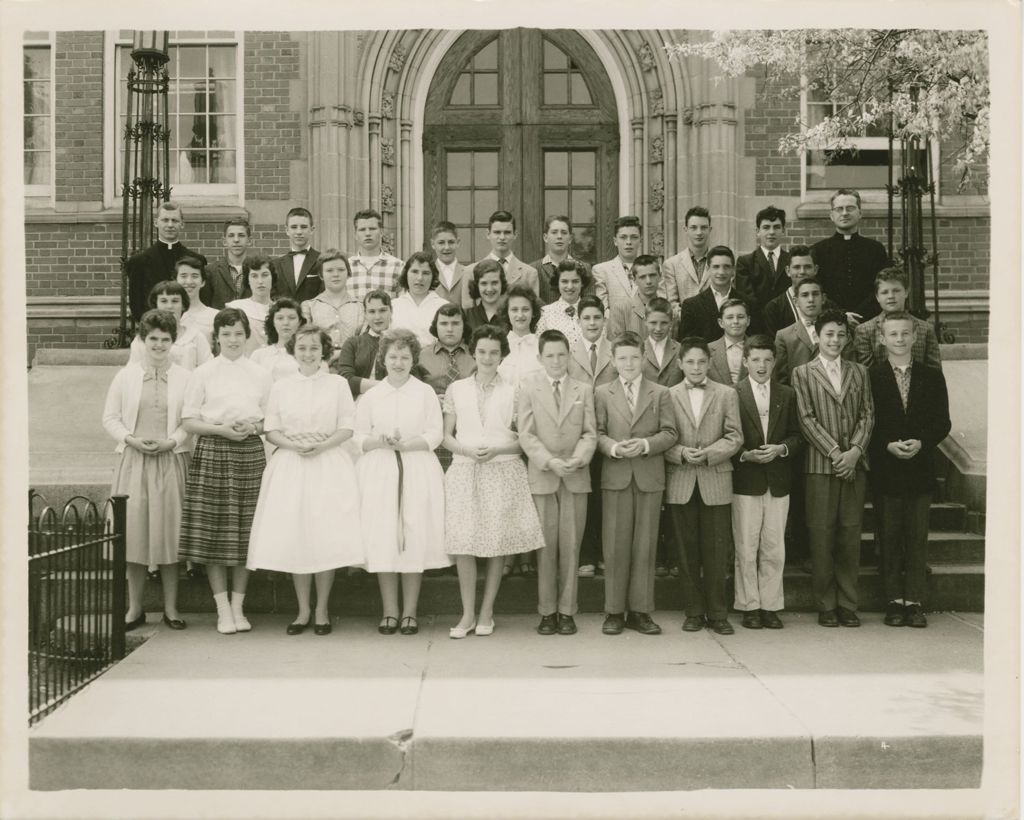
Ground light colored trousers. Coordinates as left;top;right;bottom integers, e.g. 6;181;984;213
534;483;588;616
731;491;789;612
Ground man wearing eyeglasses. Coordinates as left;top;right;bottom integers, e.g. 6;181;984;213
811;189;891;323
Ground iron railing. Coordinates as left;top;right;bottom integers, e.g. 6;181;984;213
28;491;128;726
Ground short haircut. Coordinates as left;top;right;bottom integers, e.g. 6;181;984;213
632;254;660;273
880;310;917;329
285;324;333;358
706;245;735;265
157;201;183;219
488;210;517;231
743;334;776;357
537;329;570;354
430;220;458;239
814;308;850;335
364;288;392;308
286;207;313;224
148;280;190;312
214;307;251;339
543;215;572;233
398;251;440;291
319;248;351;271
611;330;644;354
795;276;823;296
678;336;710;358
353;208;382;228
246;254;278;293
613;215;642;234
378;327;421;365
470;323;510;358
754;205;786;229
553;259;592;291
718;297;749;318
222;216;252;236
830;188;862;209
684;206;711;226
578;295;604;316
874;266;909;291
468;259;508;300
137;309;178;342
499;283;543;333
645;296;672;318
174;255;206;277
265;298;305;345
429;302;471;344
788;244;815;263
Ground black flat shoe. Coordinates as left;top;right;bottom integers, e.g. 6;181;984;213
681;615;706;632
314;622;332;636
378;616;399;635
162;614;187;630
286;620;310;635
399;616;419;635
537;613;558;635
602;613;625;635
125;613;146;631
836;607;861;628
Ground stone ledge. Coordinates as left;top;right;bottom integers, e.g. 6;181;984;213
25;206;250;225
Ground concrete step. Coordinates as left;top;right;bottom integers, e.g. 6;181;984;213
862;501;967;532
28;612;984;791
861;530;985;564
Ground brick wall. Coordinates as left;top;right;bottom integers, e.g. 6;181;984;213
55;32;104;202
746;73;801;198
245;32;302;200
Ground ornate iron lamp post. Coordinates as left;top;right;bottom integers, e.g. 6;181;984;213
108;31;172;348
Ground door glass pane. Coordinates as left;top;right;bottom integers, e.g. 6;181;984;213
447;152;471;186
450;74;471;105
475;39;498;70
572;226;597;264
544;152;568;186
544;74;568;105
474;73;498;106
474;152;498;185
543;40;567;69
544;190;568;215
474;190;498;222
571;152;595;186
571;189;596;224
570;73;592;105
447;190;472;223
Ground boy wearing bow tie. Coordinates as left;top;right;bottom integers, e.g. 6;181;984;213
271;207;324;303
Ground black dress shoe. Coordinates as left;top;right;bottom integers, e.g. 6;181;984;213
836;607;861;627
904;603;928;628
314;622;332;636
681;615;706;632
708;618;734;635
741;612;763;630
537;614;558;635
286;620;309;635
883;601;906;627
378;616;399;635
125;613;146;631
399;616;419;635
602;613;625;635
760;610;784;629
186;565;206;580
818;610;839;627
162;614;187;630
557;614;577;635
625;612;662;635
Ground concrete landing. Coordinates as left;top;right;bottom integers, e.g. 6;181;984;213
29;612;983;792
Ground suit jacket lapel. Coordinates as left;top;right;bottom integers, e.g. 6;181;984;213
557;378;578;423
297;250;318;286
809;359;839;400
695;383;716;428
572;342;592;377
710;340;728;381
766;385;785;442
632;379;654;423
675;384;697;430
737;380;761;442
536;376;558;421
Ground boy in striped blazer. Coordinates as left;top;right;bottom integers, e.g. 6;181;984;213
791;309;874;628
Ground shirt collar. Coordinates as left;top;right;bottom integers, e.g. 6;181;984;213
488;252;514;264
890;361;912;374
725;337;744;349
356;253;382;267
542;254;574;266
545;372;567;388
817;354;841;369
619;374;642;391
433;340;468;356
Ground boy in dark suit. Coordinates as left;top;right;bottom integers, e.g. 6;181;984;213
677;246;743;344
791;310;874;628
735;205;790;327
206;217;253;308
595;331;677;635
731;336;803;629
272;207;324;303
868;312;951;628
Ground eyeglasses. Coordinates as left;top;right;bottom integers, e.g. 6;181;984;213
831;206;859;214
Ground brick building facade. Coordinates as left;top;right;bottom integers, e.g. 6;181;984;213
24;30;990;363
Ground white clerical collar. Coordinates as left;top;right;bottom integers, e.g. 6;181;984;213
161;241;178;250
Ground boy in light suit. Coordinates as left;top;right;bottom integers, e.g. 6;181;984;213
519;330;597;635
707;298;750;386
666;338;743;635
430;221;470;307
641;298;682;389
607;255;662;340
731;336;803;629
595;332;678;635
791;309;874;628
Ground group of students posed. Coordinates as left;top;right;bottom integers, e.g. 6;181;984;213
105;192;952;638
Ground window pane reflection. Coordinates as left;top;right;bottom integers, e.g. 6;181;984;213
545;152;568;186
570;74;591;105
543;40;567;69
474;73;498;106
447;152;471;187
571;190;596;223
475;39;498;70
447;190;472;223
474;152;498;185
571;152;595;186
544;74;567;105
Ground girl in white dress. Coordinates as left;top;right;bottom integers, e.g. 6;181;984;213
248;326;365;635
250;298;304;382
443;324;546;638
175;257;219;346
496;283;544;387
536;260;589;349
354;328;450;636
227;254;275;355
390;252;450;347
129;281;212;372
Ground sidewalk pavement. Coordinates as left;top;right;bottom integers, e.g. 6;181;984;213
30;612;983;792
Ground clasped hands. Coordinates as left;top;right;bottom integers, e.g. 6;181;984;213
830;446;862;480
665;445;708;466
125;435;175;454
613;438;647;459
548;456;586;477
742;444;786;464
886;438;922;461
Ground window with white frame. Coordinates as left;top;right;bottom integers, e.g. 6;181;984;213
112;31;242;199
802;85;933;196
24;31;54;197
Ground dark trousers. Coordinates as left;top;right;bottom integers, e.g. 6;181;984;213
805;472;867;612
784;470;810;563
669;490;732;620
578;453;603;567
878;493;931;604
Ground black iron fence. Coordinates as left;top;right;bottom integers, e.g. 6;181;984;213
28;490;128;726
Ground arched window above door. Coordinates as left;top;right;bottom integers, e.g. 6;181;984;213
542;38;592;106
449;37;499;107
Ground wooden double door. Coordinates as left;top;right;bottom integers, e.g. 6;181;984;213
423;29;619;265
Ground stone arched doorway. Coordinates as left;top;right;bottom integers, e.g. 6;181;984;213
422;29;619;264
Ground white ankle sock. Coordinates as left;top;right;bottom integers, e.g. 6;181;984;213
214;592;236;634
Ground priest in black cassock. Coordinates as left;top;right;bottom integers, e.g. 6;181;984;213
126;202;207;321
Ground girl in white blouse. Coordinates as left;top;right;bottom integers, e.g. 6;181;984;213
178;308;273;634
129;281;212;371
496;283;544;387
250;298;304;382
227;255;276;355
390;251;450;347
176;257;219;346
536;260;589;349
